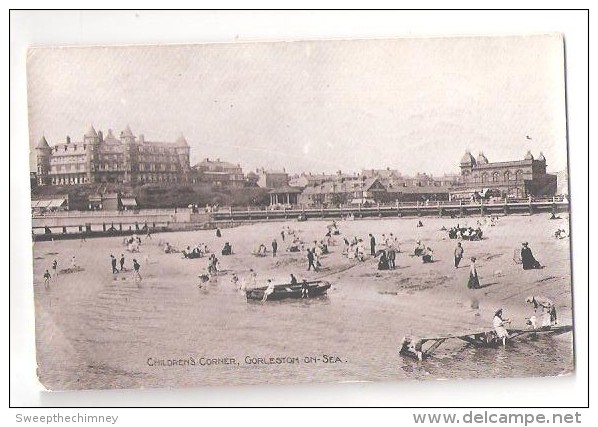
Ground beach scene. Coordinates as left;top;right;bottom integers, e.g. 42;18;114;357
26;35;573;390
33;213;573;390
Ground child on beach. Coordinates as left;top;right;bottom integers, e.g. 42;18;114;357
43;270;51;290
132;259;142;284
493;309;511;346
51;259;58;279
111;255;118;274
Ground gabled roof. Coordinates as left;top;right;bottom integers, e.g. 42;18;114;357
104;129;120;144
121;125;135;138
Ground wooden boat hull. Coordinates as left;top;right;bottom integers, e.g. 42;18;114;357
399;325;573;360
246;280;331;301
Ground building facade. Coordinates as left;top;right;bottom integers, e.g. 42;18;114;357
35;125;191;186
256;168;289;189
194;158;245;187
450;151;557;199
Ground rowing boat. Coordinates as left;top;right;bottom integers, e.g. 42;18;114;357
246;280;331;301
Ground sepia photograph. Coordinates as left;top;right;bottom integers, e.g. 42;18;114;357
25;34;574;392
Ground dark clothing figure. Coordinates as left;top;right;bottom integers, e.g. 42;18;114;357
281;231;285;241
521;245;542;270
111;256;118;274
387;248;396;269
221;242;232;256
290;274;298;286
133;259;142;282
307;249;317;271
454;244;464;268
301;279;309;298
467;258;480;289
272;240;278;257
216;228;222;238
377;251;390;270
119;255;125;272
369;234;376;256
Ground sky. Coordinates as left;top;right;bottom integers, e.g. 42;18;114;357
26;34;567;176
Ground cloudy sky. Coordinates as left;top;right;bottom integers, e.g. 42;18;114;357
27;35;567;175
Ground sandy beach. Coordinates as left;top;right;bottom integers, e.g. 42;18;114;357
32;214;574;390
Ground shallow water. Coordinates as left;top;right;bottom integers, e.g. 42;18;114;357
33;216;574;390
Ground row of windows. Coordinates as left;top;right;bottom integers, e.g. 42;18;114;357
51;145;87;153
465;170;525;183
50;155;86;164
51;175;88;185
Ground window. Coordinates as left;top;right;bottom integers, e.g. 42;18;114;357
515;170;523;182
504;171;511;181
481;173;488;183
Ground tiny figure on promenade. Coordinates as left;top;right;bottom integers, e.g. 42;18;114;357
272;239;278;257
120;254;126;272
111;254;118;274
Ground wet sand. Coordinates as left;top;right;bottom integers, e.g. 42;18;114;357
32;214;574;390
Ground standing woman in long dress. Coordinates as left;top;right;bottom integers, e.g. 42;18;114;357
467;256;480;289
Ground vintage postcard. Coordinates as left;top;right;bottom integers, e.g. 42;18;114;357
28;35;573;390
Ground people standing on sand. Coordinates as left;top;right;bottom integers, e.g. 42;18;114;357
387;247;396;269
493;309;511;346
467;256;480;289
111;255;118;274
521;242;542;270
454;242;464;268
369;234;376;256
120;254;126;272
272;239;278;257
146;227;152;240
281;230;285;242
216;228;222;238
290;274;298;286
307;248;317;271
262;279;275;302
71;255;78;270
132;259;142;283
43;269;51;290
526;295;557;327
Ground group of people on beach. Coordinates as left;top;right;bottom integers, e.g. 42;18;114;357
493;296;558;346
110;253;142;283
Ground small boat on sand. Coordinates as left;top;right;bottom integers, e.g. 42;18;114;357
246;280;331;301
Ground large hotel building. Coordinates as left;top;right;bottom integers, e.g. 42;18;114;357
35;125;191;186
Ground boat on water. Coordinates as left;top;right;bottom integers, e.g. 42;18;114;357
246;280;331;301
399;324;573;360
